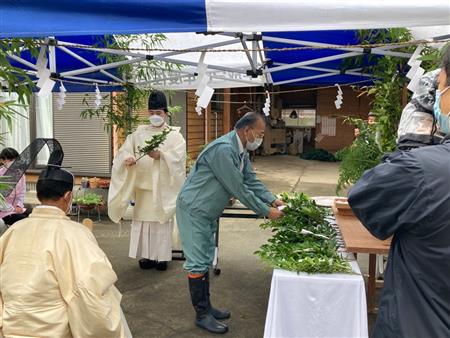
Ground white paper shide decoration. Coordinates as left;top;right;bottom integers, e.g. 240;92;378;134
334;84;343;109
406;45;425;92
263;91;270;116
36;47;55;97
95;84;102;109
194;57;214;116
56;81;66;110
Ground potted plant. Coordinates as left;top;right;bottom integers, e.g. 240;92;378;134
74;192;103;211
88;177;100;189
98;179;110;189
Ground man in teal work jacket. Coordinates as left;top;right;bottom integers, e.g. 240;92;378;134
176;112;284;334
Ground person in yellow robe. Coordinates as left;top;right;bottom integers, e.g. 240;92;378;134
108;90;186;271
0;152;130;338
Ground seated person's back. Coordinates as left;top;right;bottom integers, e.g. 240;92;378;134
0;158;126;338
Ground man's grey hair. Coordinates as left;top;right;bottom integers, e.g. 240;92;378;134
235;112;266;130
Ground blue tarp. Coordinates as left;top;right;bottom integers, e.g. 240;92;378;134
0;0;207;38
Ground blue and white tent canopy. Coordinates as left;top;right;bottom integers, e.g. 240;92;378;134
1;0;449;90
1;0;449;37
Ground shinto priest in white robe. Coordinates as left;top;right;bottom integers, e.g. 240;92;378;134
108;124;186;261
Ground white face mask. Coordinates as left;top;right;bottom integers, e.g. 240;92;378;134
246;129;263;151
434;86;450;134
149;115;165;127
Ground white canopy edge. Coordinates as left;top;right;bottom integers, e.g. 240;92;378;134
206;0;450;32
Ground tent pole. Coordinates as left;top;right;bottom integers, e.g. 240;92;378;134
61;57;145;77
240;39;256;73
252;34;258;71
153;55;248;74
265;52;361;73
57;46;124;83
6;54;39;70
157;38;240;58
272;62;372;77
273;73;341;85
262;36;412;58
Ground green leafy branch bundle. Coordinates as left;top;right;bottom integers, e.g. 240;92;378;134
136;128;172;161
255;192;352;274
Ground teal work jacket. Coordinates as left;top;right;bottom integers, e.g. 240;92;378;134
178;130;275;221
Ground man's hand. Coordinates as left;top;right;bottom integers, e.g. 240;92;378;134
148;150;161;160
268;207;284;220
14;206;25;214
271;199;285;208
354;128;360;137
124;157;136;167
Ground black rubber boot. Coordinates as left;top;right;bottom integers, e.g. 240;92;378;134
188;274;228;334
138;259;156;270
205;271;231;320
156;261;168;271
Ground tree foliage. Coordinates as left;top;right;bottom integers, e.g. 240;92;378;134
335;29;430;194
0;38;40;143
343;29;414;152
335;118;383;194
81;34;181;136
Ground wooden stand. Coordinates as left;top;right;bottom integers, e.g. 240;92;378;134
332;204;391;313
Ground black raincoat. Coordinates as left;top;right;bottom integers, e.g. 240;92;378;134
348;142;450;338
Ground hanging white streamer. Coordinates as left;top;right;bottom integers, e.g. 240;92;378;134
335;84;343;109
197;86;215;108
56;81;66;110
194;53;213;115
95;84;102;109
407;45;425;67
406;45;425;91
37;78;55;97
263;91;271;116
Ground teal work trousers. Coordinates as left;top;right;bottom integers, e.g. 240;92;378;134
176;201;218;273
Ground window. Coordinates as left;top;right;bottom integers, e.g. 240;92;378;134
211;90;224;112
0;93;31;153
282;109;316;127
52;93;111;176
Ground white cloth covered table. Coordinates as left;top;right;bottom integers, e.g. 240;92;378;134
264;258;368;338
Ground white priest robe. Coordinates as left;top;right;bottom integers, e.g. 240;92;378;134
108;124;186;261
0;206;128;338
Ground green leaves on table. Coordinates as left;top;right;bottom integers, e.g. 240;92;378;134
74;192;103;206
255;192;352;274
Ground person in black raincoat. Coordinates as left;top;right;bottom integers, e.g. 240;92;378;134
348;45;450;338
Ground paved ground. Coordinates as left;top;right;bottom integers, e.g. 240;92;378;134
79;155;375;337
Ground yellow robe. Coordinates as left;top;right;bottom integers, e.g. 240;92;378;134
0;206;127;338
